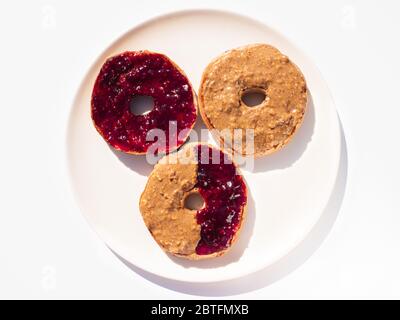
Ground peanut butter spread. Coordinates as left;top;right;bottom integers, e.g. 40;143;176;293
139;147;201;256
199;44;307;156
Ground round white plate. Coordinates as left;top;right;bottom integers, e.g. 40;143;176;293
67;9;341;283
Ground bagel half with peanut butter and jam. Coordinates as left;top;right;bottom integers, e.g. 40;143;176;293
139;143;247;260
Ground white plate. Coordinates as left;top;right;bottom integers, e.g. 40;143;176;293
67;9;341;283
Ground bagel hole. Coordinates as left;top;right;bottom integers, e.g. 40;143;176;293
241;88;267;107
130;95;154;115
184;192;205;211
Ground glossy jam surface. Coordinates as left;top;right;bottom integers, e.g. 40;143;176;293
91;51;196;153
195;145;247;255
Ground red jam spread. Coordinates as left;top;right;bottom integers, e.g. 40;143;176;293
91;51;196;153
195;145;247;255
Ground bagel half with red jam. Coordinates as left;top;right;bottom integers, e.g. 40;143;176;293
91;51;197;154
139;143;248;259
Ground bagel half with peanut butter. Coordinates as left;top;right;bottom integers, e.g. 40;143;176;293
198;44;307;157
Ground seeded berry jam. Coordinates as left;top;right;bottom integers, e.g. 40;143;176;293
195;145;247;255
91;51;196;154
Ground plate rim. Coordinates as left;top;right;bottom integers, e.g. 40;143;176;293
66;8;341;283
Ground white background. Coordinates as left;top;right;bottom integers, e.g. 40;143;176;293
0;0;399;299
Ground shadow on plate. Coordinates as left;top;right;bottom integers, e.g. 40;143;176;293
110;147;153;176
